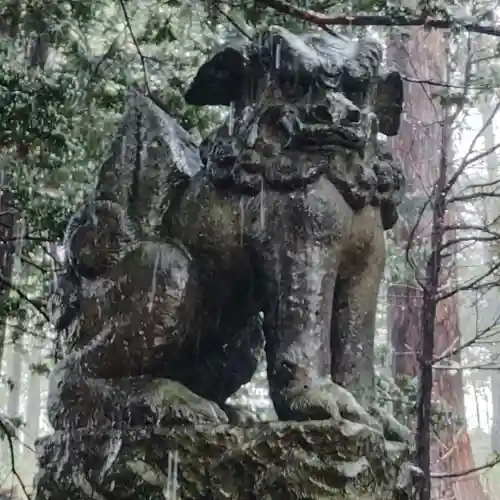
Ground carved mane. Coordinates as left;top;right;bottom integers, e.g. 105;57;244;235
201;122;404;230
186;26;405;230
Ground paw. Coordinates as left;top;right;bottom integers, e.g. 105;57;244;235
221;403;261;427
332;382;383;433
369;404;414;444
277;374;382;433
141;379;229;426
65;201;137;279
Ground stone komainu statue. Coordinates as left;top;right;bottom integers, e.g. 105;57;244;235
37;26;416;500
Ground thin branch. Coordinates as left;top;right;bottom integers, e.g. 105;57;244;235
434;363;500;371
257;0;500;37
448;192;500;204
436;259;500;302
0;274;49;323
213;3;252;40
117;0;150;94
401;75;491;91
443;99;500;195
449;32;473;123
457;177;500;193
453;140;500;177
85;30;126;90
439;235;500;252
20;254;49;274
0;414;30;499
432;455;500;479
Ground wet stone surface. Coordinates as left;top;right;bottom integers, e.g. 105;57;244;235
35;24;417;500
34;420;416;500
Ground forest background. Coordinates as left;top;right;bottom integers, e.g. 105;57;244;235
1;0;500;499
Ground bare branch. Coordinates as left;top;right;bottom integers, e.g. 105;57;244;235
432;455;500;479
257;0;500;37
117;0;150;93
444;99;500;194
0;414;31;499
0;274;50;323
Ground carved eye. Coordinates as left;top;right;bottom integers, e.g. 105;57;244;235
341;64;371;107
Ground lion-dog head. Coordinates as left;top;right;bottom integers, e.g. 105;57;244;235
185;26;405;229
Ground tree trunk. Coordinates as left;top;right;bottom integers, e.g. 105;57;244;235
0;0;50;374
472;382;482;430
0;0;22;367
5;323;24;458
387;29;488;500
0;192;16;366
0;2;49;368
387;29;442;390
478;96;500;455
24;334;43;480
430;236;488;499
24;248;54;479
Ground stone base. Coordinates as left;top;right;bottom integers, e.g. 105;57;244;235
33;420;416;499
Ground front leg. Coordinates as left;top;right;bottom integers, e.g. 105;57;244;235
331;206;412;442
263;238;337;417
255;179;382;430
262;233;377;427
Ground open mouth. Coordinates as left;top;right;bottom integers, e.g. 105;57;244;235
292;124;365;151
272;104;366;152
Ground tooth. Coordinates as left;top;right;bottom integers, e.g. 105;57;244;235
295;115;304;131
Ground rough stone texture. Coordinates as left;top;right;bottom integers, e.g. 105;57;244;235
35;421;415;500
34;25;417;500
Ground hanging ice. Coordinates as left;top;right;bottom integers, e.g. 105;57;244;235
275;41;281;69
228;102;235;136
260;178;266;231
147;249;161;313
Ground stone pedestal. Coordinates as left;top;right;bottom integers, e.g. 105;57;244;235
34;420;416;499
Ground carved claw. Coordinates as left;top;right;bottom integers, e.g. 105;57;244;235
274;365;383;433
369;404;414;445
221;402;261;427
291;380;382;432
395;461;423;499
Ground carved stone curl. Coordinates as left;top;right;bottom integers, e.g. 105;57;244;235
35;26;418;500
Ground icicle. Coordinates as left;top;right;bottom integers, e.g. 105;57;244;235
247;122;259;148
239;197;245;246
258;32;263;57
147;249;160;313
99;433;122;481
96;302;103;322
275;41;281;69
164;450;179;499
228;102;235;136
0;169;4;208
52;268;59;292
306;86;313;112
120;134;127;168
172;450;179;499
260;177;266;231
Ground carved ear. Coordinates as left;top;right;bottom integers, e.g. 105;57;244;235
375;70;404;137
184;47;247;106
